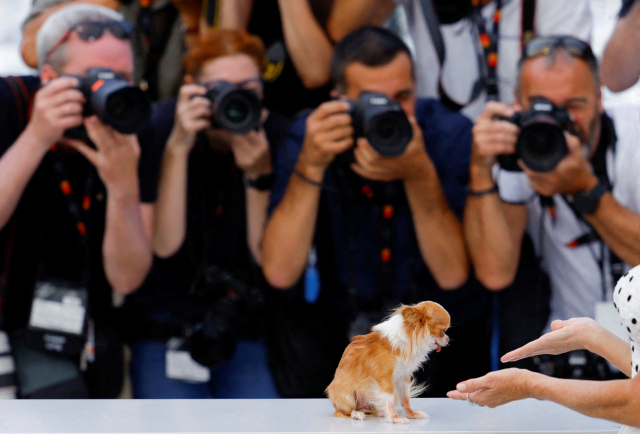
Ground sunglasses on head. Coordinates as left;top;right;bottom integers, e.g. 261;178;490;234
524;35;596;65
44;20;134;65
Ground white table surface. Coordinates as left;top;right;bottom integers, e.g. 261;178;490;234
0;398;621;433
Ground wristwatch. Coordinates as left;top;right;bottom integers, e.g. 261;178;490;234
570;179;608;215
244;171;275;191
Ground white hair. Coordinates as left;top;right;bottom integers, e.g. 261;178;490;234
36;3;125;71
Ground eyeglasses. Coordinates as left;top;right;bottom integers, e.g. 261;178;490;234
44;20;134;65
523;35;597;66
201;78;264;99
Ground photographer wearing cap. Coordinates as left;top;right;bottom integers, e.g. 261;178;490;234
465;36;640;379
0;4;154;398
262;27;491;398
121;29;284;399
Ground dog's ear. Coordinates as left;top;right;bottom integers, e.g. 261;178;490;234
402;306;430;324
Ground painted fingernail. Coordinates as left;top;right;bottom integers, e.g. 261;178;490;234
457;384;467;392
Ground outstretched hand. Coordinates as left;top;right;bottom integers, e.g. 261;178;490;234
446;368;536;408
501;318;598;363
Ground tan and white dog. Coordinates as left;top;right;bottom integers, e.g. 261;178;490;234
326;301;450;423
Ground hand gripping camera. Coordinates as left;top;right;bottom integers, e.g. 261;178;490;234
498;98;574;172
65;68;151;140
204;82;263;134
347;91;413;158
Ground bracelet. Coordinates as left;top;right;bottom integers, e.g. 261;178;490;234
466;184;499;197
292;168;324;188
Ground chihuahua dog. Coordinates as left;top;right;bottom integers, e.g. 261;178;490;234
326;301;450;424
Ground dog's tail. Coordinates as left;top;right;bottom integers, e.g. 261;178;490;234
332;410;351;418
326;383;356;418
410;378;428;397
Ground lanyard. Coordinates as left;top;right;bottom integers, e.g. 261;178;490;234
49;145;94;244
470;0;503;100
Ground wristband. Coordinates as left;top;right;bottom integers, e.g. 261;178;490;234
569;179;608;215
466;184;499;198
244;171;275;191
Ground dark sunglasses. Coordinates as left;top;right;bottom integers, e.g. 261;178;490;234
44;20;134;65
523;35;596;66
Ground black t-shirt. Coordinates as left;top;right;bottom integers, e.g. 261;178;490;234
248;0;332;118
123;99;284;338
0;76;160;331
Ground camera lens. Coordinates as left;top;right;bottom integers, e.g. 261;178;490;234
224;100;250;124
366;111;412;157
105;92;131;119
374;117;397;140
213;88;262;134
518;122;567;172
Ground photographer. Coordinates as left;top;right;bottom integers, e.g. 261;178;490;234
0;4;153;398
121;29;283;399
328;0;591;120
262;27;491;398
464;36;640;379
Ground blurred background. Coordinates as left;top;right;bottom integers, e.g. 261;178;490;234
1;0;638;105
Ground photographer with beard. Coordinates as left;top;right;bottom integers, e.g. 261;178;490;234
121;29;284;399
0;4;153;398
262;27;491;398
464;36;640;379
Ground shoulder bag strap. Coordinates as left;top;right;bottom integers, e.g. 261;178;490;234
521;0;536;53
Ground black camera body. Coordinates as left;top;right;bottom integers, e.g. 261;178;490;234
348;91;413;158
65;68;151;140
498;98;573;172
204;82;262;134
188;264;265;369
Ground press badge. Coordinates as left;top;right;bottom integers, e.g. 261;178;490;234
166;337;211;383
28;281;87;336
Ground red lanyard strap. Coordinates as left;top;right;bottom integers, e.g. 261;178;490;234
49;147;95;241
470;0;503;100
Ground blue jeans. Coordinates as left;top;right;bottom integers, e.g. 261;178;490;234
129;339;281;399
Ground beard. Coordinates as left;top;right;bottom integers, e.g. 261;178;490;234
573;109;600;160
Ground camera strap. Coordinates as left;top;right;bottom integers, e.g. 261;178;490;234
421;0;536;111
22;150;96;357
138;1;180;101
49;148;95;283
558;113;620;299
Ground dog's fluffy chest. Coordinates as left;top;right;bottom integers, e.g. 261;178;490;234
393;343;431;380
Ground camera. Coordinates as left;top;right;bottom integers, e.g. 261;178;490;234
498;98;573;172
65;68;151;140
204;82;263;134
533;350;615;381
348;91;413;158
188;264;265;369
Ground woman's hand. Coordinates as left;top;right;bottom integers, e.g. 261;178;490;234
501;318;600;363
167;84;211;153
446;368;537;408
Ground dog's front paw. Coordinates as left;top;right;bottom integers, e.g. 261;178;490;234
390;416;408;424
351;411;365;420
406;410;428;419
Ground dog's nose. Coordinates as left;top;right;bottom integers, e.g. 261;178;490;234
442;335;450;346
